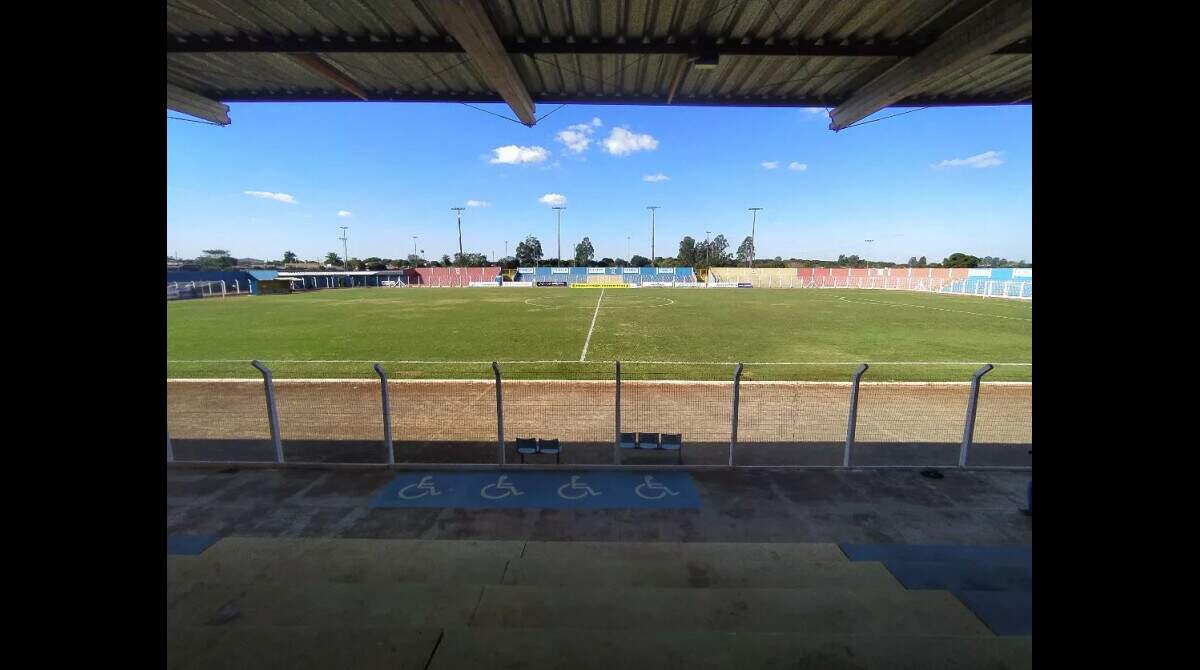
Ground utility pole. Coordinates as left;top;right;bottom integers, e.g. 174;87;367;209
647;206;659;266
552;206;565;266
451;207;465;265
747;208;763;268
705;230;711;268
412;236;418;256
625;236;630;266
338;225;350;286
504;240;508;258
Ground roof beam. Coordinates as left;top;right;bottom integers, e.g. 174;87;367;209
214;90;1030;108
166;35;1031;58
425;0;535;125
166;83;230;125
287;53;368;100
829;0;1032;130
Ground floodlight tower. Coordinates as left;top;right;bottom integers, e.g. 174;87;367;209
338;226;350;285
451;207;466;264
552;206;565;266
747;208;763;268
647;206;660;266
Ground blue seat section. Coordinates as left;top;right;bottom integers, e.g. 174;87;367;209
167;534;221;555
840;544;1031;636
840;544;1031;563
954;591;1033;636
881;560;1032;592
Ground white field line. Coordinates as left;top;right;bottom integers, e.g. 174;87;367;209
837;296;1033;321
168;378;1032;386
169;359;1031;366
579;288;605;362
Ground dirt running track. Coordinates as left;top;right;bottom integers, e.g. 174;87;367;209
168;380;1030;467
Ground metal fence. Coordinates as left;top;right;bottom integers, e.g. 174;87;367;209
166;361;1031;470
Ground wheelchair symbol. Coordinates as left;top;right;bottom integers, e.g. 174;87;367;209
480;475;524;500
557;475;602;500
397;475;442;499
634;475;679;500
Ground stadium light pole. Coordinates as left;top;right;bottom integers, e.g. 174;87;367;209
451;207;466;265
647;206;659;266
339;226;350;285
552;206;565;267
864;239;874;266
747;208;763;268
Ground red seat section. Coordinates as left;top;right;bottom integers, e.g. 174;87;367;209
412;267;501;286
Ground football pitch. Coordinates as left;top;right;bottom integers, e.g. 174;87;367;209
166;287;1032;382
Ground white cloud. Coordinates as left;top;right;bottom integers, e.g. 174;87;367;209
244;191;297;204
465;199;490;207
556;129;592;153
788;162;808;171
761;161;779;170
801;108;828;118
555;118;605;154
603;127;659;156
538;193;567;207
933;151;1003;169
489;145;549;164
337;210;353;217
643;173;670;182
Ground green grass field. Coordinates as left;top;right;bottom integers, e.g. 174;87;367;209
167;287;1031;381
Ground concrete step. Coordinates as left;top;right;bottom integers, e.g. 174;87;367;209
520;541;848;563
429;628;1032;670
168;626;441;670
841;543;1031;565
502;556;903;591
167;582;484;628
168;537;522;585
470;585;993;636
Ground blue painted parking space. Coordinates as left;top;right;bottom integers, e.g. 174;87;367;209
370;471;701;509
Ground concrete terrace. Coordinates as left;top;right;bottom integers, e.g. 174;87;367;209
168;467;1031;668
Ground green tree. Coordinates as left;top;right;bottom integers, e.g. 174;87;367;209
907;256;918;267
677;236;697;266
736;236;755;265
706;235;732;265
918;256;928;266
574;237;595;266
941;252;981;268
630;254;652;267
515;235;544;265
324;252;342;267
282;250;299;264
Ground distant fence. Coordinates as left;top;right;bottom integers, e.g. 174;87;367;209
167;361;1030;470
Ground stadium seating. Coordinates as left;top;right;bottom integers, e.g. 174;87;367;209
512;266;697;284
412;266;500;286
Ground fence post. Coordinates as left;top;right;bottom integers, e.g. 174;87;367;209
844;363;869;467
251;360;284;463
374;363;394;465
729;363;744;469
959;364;994;467
492;361;504;467
167;434;174;463
614;360;621;465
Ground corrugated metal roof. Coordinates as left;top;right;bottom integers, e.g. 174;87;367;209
167;0;1031;112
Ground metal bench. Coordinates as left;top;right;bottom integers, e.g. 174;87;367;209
515;437;561;464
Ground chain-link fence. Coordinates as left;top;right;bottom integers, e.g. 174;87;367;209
166;361;1030;469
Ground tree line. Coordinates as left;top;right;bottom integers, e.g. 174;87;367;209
172;242;1029;272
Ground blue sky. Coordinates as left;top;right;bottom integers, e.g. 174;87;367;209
167;102;1031;264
